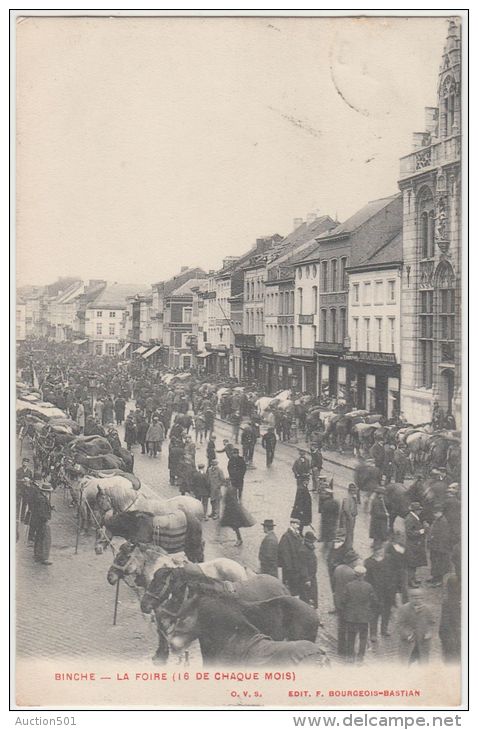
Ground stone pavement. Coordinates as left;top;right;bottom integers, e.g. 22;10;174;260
15;418;445;667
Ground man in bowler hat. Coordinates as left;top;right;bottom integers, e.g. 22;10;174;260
259;519;279;577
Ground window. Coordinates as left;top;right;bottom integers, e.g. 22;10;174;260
97;311;102;318
321;261;328;292
312;264;317;278
246;282;250;300
364;318;370;351
376;318;382;352
341;258;348;290
320;309;327;342
387;280;396;302
109;311;116;318
305;266;310;279
312;286;318;314
353;318;359;350
352;283;359;304
418;188;435;259
330;309;337;342
251;283;255;300
388;317;396;353
279;292;284;314
340;308;347;344
298;325;303;349
439;288;455;362
419;290;434;387
284;326;289;351
278;326;283;351
183;308;192;323
331;259;338;291
297;267;303;280
363;282;371;305
109;324;115;336
374;281;384;304
96;323;102;335
297;288;303;315
290;291;294;314
107;343;117;356
95;343;103;355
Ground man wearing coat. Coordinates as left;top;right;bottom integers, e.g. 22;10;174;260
258;519;279;577
261;427;277;467
206;459;225;519
319;487;340;547
405;502;427;587
332;550;361;656
278;518;307;597
114;395;126;425
168;441;185;486
340;484;358;549
427;507;451;587
31;484;53;565
368;486;389;547
338;564;378;663
292;450;311;483
364;544;396;639
227;448;247;500
396;587;434;664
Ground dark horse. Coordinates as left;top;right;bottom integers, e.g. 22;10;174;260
141;568;321;664
95;510;204;563
148;582;329;667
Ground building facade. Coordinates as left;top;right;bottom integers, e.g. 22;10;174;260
398;19;461;426
345;232;402;417
85;283;142;356
296;195;402;402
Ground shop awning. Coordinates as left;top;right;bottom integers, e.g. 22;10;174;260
142;345;161;359
133;345;148;355
72;339;88;345
117;343;131;356
196;352;211;359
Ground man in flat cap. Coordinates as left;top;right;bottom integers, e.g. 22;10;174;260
338;564;378;663
32;484;53;565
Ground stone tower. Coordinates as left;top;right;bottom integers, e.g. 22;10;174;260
398;18;461;426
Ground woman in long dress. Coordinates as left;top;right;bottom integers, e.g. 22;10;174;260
219;480;255;546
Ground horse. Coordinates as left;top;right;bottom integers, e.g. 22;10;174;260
405;430;433;472
149;585;329;667
68;474;138;532
351;422;381;457
324;414;352;452
107;542;248;588
70;435;113;455
96;510;203;562
140;567;292;663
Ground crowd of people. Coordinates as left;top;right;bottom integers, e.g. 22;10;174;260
16;339;462;666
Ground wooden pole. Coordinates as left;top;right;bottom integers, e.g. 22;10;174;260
113;578;121;626
75;489;82;555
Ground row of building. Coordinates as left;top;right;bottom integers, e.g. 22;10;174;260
17;21;462;427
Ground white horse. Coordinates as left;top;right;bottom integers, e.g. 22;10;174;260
107;542;249;587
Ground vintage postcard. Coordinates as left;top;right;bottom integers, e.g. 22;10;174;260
13;11;466;709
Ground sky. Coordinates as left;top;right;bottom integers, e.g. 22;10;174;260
16;15;451;288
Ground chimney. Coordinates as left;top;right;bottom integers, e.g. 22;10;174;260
307;212;318;225
293;217;304;230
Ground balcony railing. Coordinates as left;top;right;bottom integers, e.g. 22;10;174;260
235;334;265;349
399;134;460;178
278;314;294;324
315;341;345;355
298;314;314;324
290;347;314;357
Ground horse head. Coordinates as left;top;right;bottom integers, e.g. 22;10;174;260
106;541;143;584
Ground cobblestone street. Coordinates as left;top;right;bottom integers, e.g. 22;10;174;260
16;413;444;667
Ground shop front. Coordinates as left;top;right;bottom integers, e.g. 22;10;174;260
343;351;400;418
315;342;347;402
204;344;229;376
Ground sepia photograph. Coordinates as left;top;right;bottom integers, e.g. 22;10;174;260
12;10;466;710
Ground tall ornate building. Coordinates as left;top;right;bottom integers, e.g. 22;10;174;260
398;19;461;426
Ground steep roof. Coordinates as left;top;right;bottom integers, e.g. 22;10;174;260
317;194;400;240
87;283;145;309
349;230;403;271
169;278;206;297
154;267;207;295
